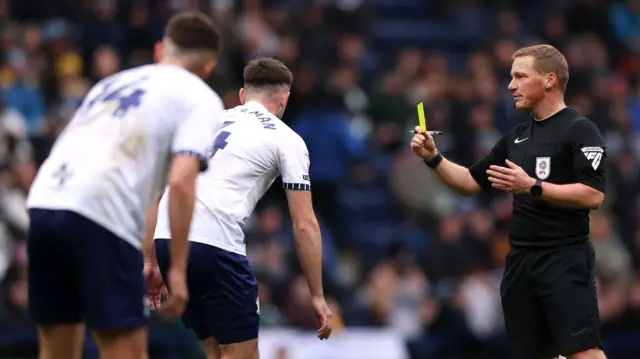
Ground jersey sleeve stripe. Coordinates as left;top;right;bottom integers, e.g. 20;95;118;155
173;150;208;172
283;182;311;191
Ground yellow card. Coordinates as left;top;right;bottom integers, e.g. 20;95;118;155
417;102;426;132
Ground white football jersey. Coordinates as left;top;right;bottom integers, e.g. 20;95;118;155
154;101;311;255
27;64;224;249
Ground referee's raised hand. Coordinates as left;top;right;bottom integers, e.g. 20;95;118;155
410;126;438;160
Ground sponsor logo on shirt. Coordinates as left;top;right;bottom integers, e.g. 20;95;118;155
581;147;604;170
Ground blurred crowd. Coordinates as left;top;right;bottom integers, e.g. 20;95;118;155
0;0;640;358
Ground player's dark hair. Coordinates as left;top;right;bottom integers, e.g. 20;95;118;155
164;10;221;53
243;57;293;90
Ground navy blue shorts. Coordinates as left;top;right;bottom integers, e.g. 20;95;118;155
155;238;259;344
27;209;148;330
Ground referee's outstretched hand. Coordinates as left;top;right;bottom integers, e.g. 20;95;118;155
410;126;438;160
486;159;536;194
311;296;333;340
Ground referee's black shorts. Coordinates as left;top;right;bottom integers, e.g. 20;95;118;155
501;240;602;358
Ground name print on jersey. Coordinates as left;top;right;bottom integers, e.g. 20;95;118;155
239;108;276;130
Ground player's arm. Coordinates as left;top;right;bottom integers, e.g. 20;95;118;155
538;120;606;209
168;98;221;274
286;190;323;297
166;155;201;272
142;193;163;267
279;139;323;298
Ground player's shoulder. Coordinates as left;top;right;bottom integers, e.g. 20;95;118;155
81;66;151;106
155;65;223;110
87;66;137;92
105;64;214;97
105;65;146;79
101;64;160;87
277;122;307;149
269;125;308;168
261;116;306;152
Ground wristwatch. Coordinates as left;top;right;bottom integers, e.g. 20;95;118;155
530;179;543;197
423;152;443;169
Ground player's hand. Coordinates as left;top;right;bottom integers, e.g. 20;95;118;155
486;159;536;194
143;264;168;311
160;267;189;319
410;126;438;160
311;296;333;340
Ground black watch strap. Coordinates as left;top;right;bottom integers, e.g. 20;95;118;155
423;152;443;169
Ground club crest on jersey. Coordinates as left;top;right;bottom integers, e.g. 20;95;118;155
581;147;604;170
535;157;550;180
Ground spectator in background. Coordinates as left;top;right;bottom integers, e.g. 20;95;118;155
292;99;366;248
91;45;120;82
362;244;432;339
55;50;89;121
611;0;640;54
0;96;32;282
2;48;47;136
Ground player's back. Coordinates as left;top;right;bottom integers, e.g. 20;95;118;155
155;101;309;255
27;64;223;248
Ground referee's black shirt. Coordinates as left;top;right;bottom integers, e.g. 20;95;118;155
469;107;606;247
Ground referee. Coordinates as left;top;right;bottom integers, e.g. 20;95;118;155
411;44;607;359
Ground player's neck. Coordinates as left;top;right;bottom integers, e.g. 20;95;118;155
245;98;278;116
531;97;567;121
159;59;204;78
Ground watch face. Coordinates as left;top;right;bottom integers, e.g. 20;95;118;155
531;185;542;196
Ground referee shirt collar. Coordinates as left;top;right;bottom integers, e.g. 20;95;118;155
532;106;571;122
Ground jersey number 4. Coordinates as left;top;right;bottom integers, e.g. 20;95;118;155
211;121;235;158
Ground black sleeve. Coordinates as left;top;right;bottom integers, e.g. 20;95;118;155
570;120;606;192
468;135;508;190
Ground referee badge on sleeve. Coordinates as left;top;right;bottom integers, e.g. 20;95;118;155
535;157;550;180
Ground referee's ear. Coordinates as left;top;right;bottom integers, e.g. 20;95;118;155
545;73;558;91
